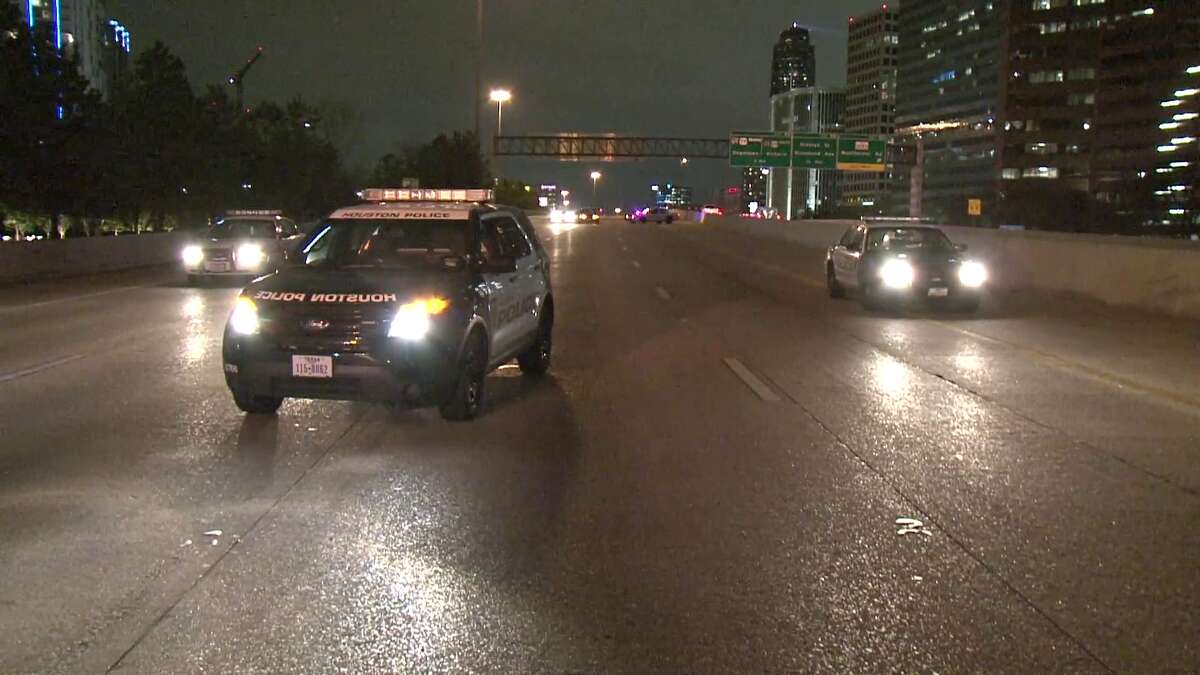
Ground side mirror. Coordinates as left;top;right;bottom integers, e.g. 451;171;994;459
956;243;969;252
477;257;517;274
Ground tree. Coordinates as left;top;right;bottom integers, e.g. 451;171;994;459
368;131;490;190
495;179;538;209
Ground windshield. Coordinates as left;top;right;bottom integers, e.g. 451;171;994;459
298;218;470;268
866;227;954;252
208;219;276;239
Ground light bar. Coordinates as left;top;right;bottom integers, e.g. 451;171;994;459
227;209;283;216
360;188;494;203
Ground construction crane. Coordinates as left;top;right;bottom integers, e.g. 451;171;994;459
228;46;265;112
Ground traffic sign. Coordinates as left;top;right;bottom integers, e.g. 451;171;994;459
729;131;792;168
836;136;887;171
792;134;838;169
968;198;983;216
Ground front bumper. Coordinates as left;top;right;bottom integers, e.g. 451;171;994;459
223;337;459;405
874;282;983;304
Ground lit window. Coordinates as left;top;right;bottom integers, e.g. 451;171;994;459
1022;167;1059;178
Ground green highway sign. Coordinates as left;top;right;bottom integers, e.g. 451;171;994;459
729;131;792;168
729;131;888;172
836;136;887;171
791;133;838;169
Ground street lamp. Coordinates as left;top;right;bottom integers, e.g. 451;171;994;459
590;171;602;203
489;88;512;136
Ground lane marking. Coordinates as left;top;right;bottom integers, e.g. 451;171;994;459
0;284;153;313
631;260;642;269
655;286;672;301
0;353;88;384
723;357;781;402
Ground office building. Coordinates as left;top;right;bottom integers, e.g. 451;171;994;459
893;0;1005;222
768;87;846;219
770;23;816;96
741;167;768;214
10;0;129;99
842;4;900;215
1002;0;1200;232
653;184;693;208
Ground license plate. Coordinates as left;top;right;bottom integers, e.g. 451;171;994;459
928;287;950;298
292;355;333;378
204;261;230;272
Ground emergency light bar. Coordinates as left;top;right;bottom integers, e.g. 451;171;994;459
360;188;494;203
227;209;283;216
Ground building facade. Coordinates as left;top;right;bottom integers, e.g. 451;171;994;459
740;167;768;214
768;87;846;219
842;4;900;215
893;0;1005;222
770;23;816;97
1002;0;1200;233
10;0;129;99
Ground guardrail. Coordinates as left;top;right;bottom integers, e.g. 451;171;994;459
699;216;1200;320
0;232;185;285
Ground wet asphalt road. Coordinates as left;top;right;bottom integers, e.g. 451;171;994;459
0;217;1198;673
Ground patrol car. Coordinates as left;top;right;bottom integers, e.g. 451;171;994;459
221;189;554;421
182;210;303;284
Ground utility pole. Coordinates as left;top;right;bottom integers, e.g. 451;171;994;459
475;0;483;141
228;46;265;112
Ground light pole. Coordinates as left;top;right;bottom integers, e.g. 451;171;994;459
590;171;602;204
475;0;483;140
489;89;512;136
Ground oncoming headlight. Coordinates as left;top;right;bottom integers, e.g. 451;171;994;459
388;297;450;340
229;296;260;335
237;243;266;269
182;245;203;267
879;258;915;289
959;261;988;288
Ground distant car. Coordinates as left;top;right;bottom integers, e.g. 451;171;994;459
182;210;302;284
826;222;987;312
549;208;577;225
577;208;600;223
702;204;724;216
634;207;674;224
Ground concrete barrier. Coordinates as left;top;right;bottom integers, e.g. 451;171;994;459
0;232;186;285
700;216;1200;319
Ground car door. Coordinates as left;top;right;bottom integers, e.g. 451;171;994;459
835;226;866;288
490;213;541;359
477;214;514;361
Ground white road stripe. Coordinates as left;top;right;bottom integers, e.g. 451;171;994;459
655;286;672;301
631;260;642;269
0;284;151;313
723;357;781;402
0;353;88;384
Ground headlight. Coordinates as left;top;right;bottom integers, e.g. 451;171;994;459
959;261;988;288
388;297;450;340
879;259;915;289
182;245;203;267
237;243;266;269
229;296;260;335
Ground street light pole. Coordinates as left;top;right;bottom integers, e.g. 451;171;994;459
590;171;602;204
475;0;483;141
489;89;511;137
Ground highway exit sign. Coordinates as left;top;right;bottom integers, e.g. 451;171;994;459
729;132;792;168
836;136;887;171
730;131;887;172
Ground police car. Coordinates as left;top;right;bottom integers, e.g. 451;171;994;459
182;210;303;284
221;189;554;421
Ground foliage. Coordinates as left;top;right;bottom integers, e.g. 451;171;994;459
367;132;491;191
494;179;538;209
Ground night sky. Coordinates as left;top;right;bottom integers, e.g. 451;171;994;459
107;0;889;207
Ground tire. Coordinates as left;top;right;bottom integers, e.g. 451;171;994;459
187;274;201;287
956;297;981;313
517;306;553;376
827;264;845;298
665;216;674;224
232;390;283;415
440;332;487;421
861;283;885;311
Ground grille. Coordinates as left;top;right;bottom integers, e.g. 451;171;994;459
204;247;233;261
260;303;390;353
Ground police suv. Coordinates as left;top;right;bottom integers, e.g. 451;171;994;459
221;189;553;421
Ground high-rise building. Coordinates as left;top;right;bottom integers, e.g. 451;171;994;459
842;4;900;215
1001;0;1200;233
10;0;128;99
101;18;132;96
893;0;1004;222
770;23;816;96
741;167;768;214
768;87;846;218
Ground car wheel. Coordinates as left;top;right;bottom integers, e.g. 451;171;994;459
232;390;284;415
861;283;885;311
517;306;553;376
187;274;202;287
956;297;981;313
665;216;674;224
440;332;487;421
827;264;845;298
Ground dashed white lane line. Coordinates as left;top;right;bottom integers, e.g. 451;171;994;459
631;260;642;269
0;353;88;384
655;286;672;301
0;285;152;313
723;357;781;402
